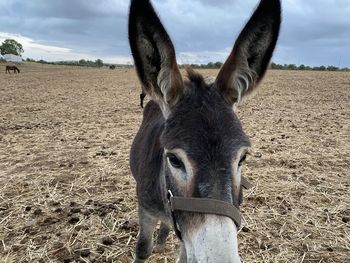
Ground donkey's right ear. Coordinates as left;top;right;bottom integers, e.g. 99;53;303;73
128;0;183;114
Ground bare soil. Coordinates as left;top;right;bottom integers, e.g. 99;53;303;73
0;63;349;262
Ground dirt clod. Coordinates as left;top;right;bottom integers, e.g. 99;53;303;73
70;201;78;207
342;216;350;223
33;208;42;215
54;207;63;213
101;236;114;246
80;249;91;257
70;207;81;213
68;217;80;224
121;219;138;231
242;226;250;232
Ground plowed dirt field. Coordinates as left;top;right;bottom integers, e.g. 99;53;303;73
0;64;349;262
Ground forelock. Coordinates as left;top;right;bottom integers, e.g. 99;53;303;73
185;66;206;87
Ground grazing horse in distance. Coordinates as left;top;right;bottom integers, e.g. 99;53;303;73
6;65;20;74
128;0;281;262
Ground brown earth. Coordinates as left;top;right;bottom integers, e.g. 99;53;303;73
0;63;349;263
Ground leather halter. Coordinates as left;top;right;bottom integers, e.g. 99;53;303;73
167;176;251;240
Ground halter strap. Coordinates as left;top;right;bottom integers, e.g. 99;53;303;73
241;176;252;189
169;195;241;227
166;176;251;240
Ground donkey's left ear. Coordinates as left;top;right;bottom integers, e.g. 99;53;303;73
215;0;281;105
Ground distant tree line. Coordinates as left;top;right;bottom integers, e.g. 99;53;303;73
78;59;104;67
181;61;349;72
23;58;350;72
178;61;349;71
270;62;349;72
25;58;107;68
3;38;348;72
25;58;134;68
182;62;224;69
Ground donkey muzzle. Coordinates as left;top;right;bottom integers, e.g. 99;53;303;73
182;214;241;263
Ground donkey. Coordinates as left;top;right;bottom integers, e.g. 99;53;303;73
140;86;146;108
5;65;20;74
128;0;281;262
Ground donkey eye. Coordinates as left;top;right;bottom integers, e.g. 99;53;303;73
167;153;184;169
238;154;247;166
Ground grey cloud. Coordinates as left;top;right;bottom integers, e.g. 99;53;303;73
0;0;130;57
274;0;350;66
1;0;128;19
193;0;237;7
0;0;349;66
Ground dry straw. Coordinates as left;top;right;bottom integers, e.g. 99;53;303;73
0;66;349;262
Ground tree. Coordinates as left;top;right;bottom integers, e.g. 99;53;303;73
298;64;306;70
214;61;223;68
327;66;338;71
0;39;24;56
79;59;87;65
95;59;104;67
270;62;283;69
26;58;35;62
287;64;297;70
207;62;214;68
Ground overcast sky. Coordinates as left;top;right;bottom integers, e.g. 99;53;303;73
0;0;349;67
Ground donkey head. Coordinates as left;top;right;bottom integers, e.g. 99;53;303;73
129;0;281;261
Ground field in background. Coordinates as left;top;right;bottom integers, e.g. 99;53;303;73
0;63;349;262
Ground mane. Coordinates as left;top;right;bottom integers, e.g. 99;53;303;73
184;66;205;87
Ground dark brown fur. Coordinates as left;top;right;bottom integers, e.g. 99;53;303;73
6;65;20;74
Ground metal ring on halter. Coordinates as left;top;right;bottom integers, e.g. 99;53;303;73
167;189;182;240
